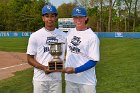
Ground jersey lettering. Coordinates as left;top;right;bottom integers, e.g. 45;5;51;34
69;45;80;53
44;46;50;52
69;36;81;53
46;37;58;44
44;37;58;52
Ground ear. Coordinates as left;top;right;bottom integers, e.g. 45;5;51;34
85;17;89;24
55;16;58;22
42;16;45;22
85;17;88;20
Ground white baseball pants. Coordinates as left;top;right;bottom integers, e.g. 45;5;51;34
33;80;62;93
66;81;96;93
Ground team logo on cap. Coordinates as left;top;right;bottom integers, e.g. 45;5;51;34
76;9;81;14
47;5;52;11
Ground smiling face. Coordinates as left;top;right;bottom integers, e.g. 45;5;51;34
42;13;57;30
73;16;88;31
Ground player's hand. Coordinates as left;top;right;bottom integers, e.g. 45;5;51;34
43;66;52;74
44;66;65;74
65;67;75;74
52;69;65;73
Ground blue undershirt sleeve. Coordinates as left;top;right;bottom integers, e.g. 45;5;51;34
75;60;97;73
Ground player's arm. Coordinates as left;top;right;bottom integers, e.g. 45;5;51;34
27;54;50;74
65;60;97;74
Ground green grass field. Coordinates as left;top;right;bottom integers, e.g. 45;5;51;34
0;38;140;93
0;37;29;52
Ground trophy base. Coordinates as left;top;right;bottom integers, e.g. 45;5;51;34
48;61;63;70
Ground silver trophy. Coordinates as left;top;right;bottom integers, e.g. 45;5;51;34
48;42;64;70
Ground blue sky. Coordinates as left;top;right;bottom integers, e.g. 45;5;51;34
49;0;74;8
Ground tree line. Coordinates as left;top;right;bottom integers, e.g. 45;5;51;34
0;0;140;32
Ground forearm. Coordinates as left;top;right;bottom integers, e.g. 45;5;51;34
75;60;97;73
65;60;97;74
27;54;47;70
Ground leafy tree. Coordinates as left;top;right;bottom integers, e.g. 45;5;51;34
57;3;76;18
0;0;139;32
0;0;45;31
87;7;98;31
18;0;45;31
0;3;6;30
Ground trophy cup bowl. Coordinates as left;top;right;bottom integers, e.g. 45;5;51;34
48;42;64;70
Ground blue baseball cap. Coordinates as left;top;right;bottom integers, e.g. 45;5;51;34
72;6;87;17
42;4;58;15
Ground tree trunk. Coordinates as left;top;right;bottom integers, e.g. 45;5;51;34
124;0;132;32
133;0;138;32
99;0;103;32
108;0;112;32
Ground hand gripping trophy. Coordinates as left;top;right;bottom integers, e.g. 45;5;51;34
48;42;64;71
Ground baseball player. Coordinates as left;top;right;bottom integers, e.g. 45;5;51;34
26;4;66;93
65;6;100;93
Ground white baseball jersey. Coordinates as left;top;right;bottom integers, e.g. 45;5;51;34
27;27;66;81
65;28;100;85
